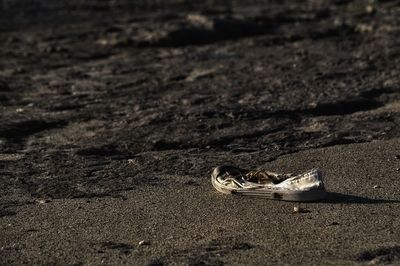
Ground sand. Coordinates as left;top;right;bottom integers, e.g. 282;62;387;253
2;139;400;265
1;1;400;265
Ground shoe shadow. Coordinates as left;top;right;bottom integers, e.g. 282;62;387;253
321;192;400;204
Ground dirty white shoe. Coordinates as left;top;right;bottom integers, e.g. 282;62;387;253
211;165;326;201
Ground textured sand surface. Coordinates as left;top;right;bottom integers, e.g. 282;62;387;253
2;139;400;265
1;1;400;265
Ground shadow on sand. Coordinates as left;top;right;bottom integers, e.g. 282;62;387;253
322;192;400;204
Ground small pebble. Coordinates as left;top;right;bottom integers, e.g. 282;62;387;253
293;206;302;213
373;185;382;189
138;240;150;246
35;199;52;204
365;5;375;14
293;206;310;213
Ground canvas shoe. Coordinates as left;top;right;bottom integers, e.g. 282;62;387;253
211;165;326;201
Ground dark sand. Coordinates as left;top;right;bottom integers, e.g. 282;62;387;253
1;1;400;265
2;140;400;265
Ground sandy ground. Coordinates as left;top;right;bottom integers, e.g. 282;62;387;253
1;0;400;265
1;139;400;265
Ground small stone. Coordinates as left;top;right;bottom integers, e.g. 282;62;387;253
365;5;375;14
133;105;141;112
293;206;309;213
396;168;400;171
373;185;382;189
97;38;108;46
16;108;24;113
35;198;52;204
181;99;190;105
138;240;150;246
